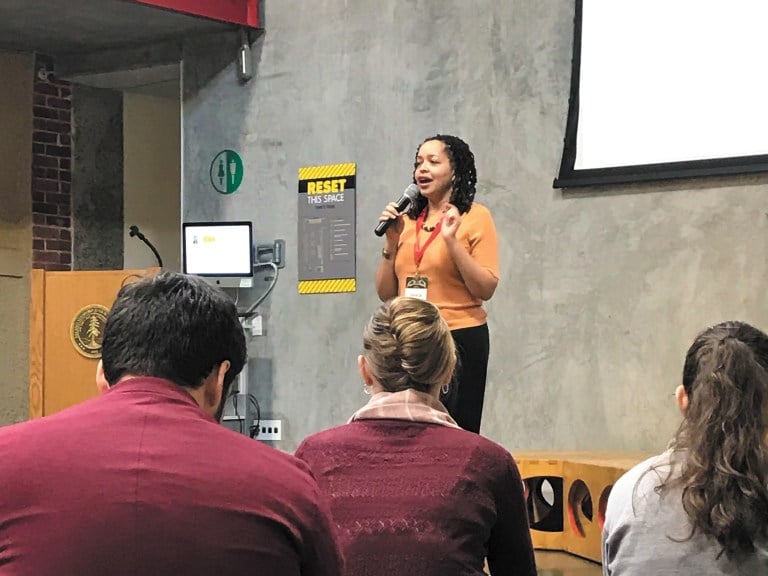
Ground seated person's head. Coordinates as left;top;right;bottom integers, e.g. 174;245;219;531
677;319;768;427
358;296;456;395
673;320;768;560
97;272;247;419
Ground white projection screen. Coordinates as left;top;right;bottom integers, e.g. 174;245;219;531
554;1;768;188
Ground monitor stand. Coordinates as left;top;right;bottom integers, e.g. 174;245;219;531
202;277;254;289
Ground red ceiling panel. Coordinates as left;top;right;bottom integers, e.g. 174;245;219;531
129;0;258;28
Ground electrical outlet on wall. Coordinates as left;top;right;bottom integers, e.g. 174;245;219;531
250;314;263;336
255;419;282;441
273;239;285;268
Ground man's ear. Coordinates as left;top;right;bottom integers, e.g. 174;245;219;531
95;360;110;395
210;360;231;409
675;384;689;416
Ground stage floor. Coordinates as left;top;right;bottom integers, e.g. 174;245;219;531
536;550;602;576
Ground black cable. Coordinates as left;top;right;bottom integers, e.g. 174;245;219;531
128;225;164;268
232;392;243;434
248;394;261;438
240;262;278;319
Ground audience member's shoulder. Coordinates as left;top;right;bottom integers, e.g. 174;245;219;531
295;423;355;456
0;401;88;445
446;428;517;468
474;432;517;460
227;430;322;493
0;418;34;446
609;451;672;513
616;451;672;491
605;452;671;531
0;414;76;472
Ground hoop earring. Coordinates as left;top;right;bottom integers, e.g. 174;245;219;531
363;385;372;396
441;383;449;395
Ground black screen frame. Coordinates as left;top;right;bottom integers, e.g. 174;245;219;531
553;0;768;189
182;221;254;278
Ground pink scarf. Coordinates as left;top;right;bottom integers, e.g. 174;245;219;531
348;389;460;429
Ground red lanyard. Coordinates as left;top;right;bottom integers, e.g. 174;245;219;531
414;209;442;270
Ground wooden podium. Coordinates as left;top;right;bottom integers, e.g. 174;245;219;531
29;268;157;418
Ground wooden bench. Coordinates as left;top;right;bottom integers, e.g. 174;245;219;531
514;451;653;563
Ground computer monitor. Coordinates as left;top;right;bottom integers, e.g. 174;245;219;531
182;221;254;288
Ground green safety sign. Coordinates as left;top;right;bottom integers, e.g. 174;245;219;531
210;150;243;194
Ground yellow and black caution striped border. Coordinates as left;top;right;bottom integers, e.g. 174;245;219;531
298;163;356;181
298;278;356;294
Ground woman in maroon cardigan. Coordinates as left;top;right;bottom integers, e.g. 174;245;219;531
296;297;536;576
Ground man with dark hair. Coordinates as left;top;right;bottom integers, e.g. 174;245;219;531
0;272;343;576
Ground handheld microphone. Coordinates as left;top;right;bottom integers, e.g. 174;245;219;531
128;225;164;269
374;184;420;237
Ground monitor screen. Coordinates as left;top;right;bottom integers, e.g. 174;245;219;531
182;222;253;283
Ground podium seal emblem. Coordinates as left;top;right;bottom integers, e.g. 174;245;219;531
70;304;109;359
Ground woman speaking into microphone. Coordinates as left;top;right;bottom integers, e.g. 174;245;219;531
375;134;499;433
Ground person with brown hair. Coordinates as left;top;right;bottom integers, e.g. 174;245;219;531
602;320;768;575
296;296;536;576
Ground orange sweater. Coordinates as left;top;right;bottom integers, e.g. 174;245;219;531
394;202;499;330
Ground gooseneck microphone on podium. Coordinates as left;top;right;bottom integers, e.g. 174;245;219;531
128;225;164;269
374;184;420;237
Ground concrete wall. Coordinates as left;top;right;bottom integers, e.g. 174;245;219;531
72;85;123;270
0;51;33;424
123;91;181;271
182;1;768;452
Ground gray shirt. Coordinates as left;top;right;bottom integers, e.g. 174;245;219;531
602;450;768;576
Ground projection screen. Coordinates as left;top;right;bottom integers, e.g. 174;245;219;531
554;0;768;188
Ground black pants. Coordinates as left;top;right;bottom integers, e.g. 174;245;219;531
441;323;489;434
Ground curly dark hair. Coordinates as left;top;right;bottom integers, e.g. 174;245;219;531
406;134;477;219
657;320;768;561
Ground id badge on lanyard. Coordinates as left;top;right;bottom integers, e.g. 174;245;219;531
405;275;428;300
407;209;442;301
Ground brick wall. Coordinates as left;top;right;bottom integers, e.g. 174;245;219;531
31;66;72;271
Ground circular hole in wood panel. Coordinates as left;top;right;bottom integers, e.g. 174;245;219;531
598;485;613;530
525;476;564;532
567;480;593;538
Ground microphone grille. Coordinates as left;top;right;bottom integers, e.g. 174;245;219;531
404;183;419;200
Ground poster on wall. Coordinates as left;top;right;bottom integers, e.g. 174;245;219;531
297;163;356;294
